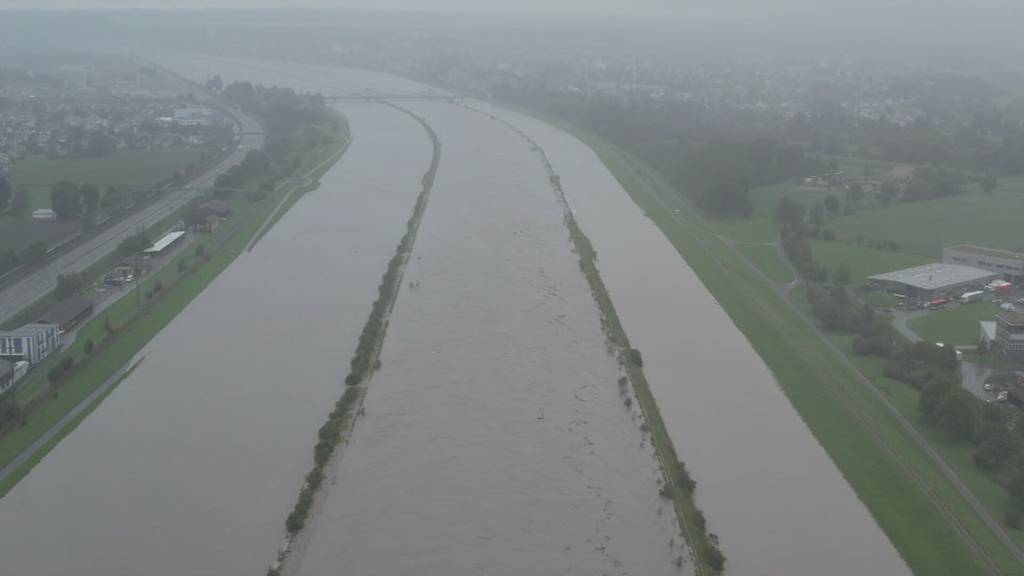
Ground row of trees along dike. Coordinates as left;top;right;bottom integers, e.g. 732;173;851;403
785;207;1024;528
269;105;438;576
470;104;726;573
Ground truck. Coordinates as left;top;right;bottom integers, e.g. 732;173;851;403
928;297;951;309
986;279;1012;292
961;290;986;304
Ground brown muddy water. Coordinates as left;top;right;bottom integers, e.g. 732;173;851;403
292;101;683;576
0;94;430;574
482;105;912;576
0;54;911;576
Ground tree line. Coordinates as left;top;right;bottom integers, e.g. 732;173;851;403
492;83;820;217
794;232;1024;529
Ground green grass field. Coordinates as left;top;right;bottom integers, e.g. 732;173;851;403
735;243;794;284
712;177;1024;264
0;136;347;495
829;192;1024;258
810;240;931;286
573;130;1020;575
910;302;1002;347
10;147;215;211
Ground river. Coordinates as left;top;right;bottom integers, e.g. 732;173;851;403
481;105;911;576
292;100;682;576
0;55;909;576
0;85;431;574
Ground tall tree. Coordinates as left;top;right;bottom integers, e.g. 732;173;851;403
50;181;82;219
824;194;840;214
80;184;100;218
982;173;998;194
0;172;11;212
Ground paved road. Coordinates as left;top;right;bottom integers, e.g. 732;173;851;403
891;309;927;343
0;112;263;326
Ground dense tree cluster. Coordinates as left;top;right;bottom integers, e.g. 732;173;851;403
492;84;819;217
0;172;11;212
213;149;271;190
902;166;966;201
216;81;344;194
0;240;48;276
221;80;340;159
117;231;149;257
54;272;87;301
49;181;100;220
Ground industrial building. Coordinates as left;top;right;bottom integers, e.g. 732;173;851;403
945;245;1024;282
38;295;94;332
993;312;1024;360
0;323;61;365
0;359;12;395
867;263;999;300
143;230;186;257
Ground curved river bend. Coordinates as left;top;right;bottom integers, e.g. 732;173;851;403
0;55;909;576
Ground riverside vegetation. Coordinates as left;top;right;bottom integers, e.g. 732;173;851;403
0;80;350;497
467;105;726;574
269;103;439;576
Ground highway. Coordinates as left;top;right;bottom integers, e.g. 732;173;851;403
0;111;263;326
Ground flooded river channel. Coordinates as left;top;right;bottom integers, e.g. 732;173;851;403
0;55;910;576
486;106;911;576
0;79;430;575
293;101;681;576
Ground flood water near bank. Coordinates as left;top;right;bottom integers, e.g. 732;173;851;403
294;101;682;576
0;76;431;574
0;55;910;576
484;105;911;576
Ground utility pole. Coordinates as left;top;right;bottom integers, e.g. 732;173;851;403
135;225;143;309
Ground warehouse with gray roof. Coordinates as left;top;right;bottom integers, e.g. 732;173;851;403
867;263;999;300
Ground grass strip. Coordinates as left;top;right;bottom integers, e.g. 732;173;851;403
577;132;1009;575
0;128;350;498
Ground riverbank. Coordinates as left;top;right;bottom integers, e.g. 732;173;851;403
272;103;439;576
565;129;1014;575
468;105;723;574
0;125;350;498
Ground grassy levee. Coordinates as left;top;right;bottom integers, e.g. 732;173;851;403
735;243;794;284
0;130;350;497
270;104;439;575
0;359;143;496
562;130;1015;575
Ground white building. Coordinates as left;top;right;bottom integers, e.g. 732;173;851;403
945;245;1024;282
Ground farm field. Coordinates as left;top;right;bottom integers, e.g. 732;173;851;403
10;147;216;212
910;302;1004;347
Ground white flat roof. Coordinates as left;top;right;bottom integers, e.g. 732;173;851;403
144;231;186;254
868;263;997;291
981;321;997;341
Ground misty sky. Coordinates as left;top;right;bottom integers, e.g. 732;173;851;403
0;0;676;11
0;0;1016;12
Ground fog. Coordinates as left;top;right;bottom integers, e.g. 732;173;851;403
1;3;1023;576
